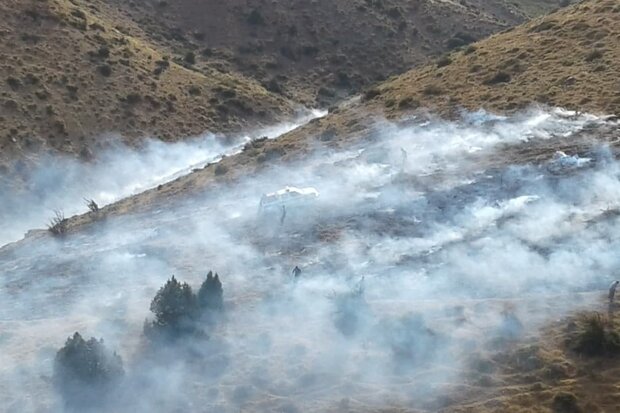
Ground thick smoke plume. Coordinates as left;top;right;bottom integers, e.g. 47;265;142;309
0;108;619;412
0;109;325;247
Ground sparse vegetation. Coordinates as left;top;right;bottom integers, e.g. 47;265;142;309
197;271;224;312
84;198;99;213
144;273;225;341
145;276;198;339
214;163;229;176
246;9;265;25
585;49;603;62
484;71;512;85
184;51;196;65
572;312;620;357
48;210;68;236
53;332;123;407
552;392;581;413
437;55;453;68
362;88;382;101
98;64;112;77
422;84;444;96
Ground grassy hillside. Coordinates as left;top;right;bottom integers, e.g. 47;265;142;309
0;0;577;170
446;299;620;413
365;0;620;117
109;0;575;107
53;0;619;233
0;0;295;169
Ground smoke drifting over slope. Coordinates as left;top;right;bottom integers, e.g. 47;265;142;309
0;109;325;247
1;108;619;412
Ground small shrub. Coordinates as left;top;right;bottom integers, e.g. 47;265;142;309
84;198;99;213
265;78;283;94
98;64;112;77
436;55;453;68
362;88;382;101
446;32;477;49
318;86;335;98
280;46;297;61
48;210;68;236
214;163;228;176
585;49;603;62
70;9;86;19
398;96;420;110
125;93;142;105
332;279;367;336
463;45;477;55
551;392;581;413
96;46;110;59
484;71;511;85
6;76;21;90
301;45;319;57
247;9;265;25
529;21;557;33
572;312;620;356
184;51;196;65
422;84;443;95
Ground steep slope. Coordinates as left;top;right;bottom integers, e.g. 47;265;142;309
106;0;576;106
444;300;620;413
0;0;577;169
50;0;619;233
365;0;620;117
0;0;295;168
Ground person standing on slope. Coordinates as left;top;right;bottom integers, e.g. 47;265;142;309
609;280;619;303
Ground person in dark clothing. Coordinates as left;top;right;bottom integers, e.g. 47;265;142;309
609;280;619;303
280;205;287;225
292;266;302;278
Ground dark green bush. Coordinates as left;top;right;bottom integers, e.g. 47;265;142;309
247;9;265;25
54;332;123;407
145;276;197;339
572;312;620;357
198;271;224;312
551;391;581;413
484;71;512;85
437;55;453;68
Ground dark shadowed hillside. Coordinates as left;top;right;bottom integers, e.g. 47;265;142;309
0;0;295;169
107;0;576;106
0;0;575;169
55;0;618;232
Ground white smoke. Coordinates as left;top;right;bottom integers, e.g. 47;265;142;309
0;107;618;412
0;109;326;247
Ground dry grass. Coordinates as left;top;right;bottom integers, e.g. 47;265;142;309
0;0;295;168
0;0;578;171
103;0;573;108
442;301;620;413
369;0;620;118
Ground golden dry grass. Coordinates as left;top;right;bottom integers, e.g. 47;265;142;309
52;0;620;237
367;0;620;118
0;0;579;172
0;0;295;169
442;300;620;413
103;0;573;107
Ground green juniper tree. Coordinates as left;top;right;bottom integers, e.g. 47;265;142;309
53;332;123;408
197;271;224;312
145;276;198;340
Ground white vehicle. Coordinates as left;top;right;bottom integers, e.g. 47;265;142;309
259;186;319;212
547;151;591;175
